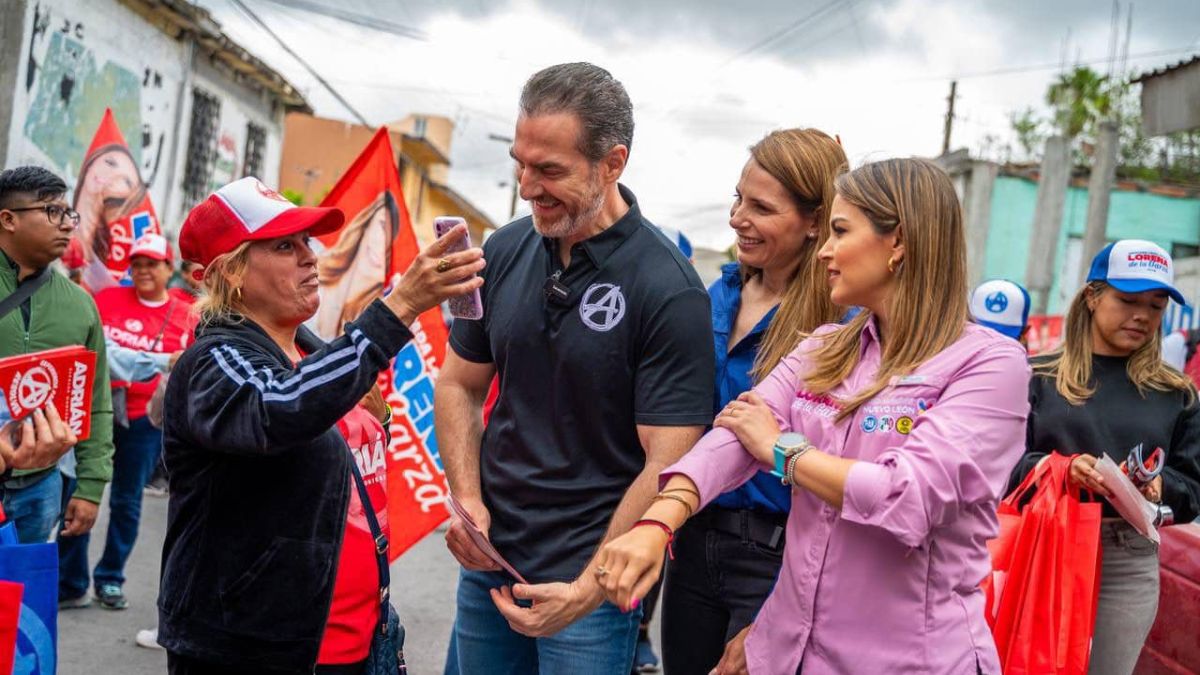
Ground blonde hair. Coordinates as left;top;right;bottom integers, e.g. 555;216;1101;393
194;241;253;326
1036;281;1195;405
748;128;849;382
803;158;969;421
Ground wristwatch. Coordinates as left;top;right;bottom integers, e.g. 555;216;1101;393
771;432;812;485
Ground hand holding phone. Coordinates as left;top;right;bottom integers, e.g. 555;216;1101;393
434;216;484;320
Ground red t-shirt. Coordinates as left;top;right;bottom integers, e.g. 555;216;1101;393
95;287;197;419
318;404;390;664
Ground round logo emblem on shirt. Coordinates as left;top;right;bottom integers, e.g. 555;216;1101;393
985;292;1008;314
125;318;144;333
579;283;626;332
896;416;914;434
878;416;894;433
861;415;878;433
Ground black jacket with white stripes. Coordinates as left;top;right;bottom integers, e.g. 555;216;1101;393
157;300;412;671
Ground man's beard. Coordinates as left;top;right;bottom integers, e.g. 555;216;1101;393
531;176;606;240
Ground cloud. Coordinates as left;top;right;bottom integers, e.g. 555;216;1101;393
201;0;1200;250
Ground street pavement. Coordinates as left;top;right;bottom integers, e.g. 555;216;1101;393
56;488;664;674
58;489;460;674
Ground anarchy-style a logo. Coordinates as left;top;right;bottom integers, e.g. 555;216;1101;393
579;283;626;332
8;360;59;417
985;291;1008;314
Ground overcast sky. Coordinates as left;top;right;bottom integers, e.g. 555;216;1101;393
197;0;1200;250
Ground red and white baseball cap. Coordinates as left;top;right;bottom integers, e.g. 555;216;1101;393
129;233;172;263
179;177;344;267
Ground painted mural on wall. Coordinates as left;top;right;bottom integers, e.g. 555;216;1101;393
10;1;178;209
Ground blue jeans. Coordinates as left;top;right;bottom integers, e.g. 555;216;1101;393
452;569;641;675
59;416;161;596
0;469;62;543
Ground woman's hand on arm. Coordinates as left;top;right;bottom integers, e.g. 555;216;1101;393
713;391;781;466
384;223;485;324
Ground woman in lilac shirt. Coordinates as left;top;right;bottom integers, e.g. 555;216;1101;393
595;158;1030;674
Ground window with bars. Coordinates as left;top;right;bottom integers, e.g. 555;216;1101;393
242;122;267;179
182;88;221;207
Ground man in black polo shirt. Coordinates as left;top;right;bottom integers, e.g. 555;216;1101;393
435;62;714;673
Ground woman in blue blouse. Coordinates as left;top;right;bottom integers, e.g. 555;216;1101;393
659;129;847;673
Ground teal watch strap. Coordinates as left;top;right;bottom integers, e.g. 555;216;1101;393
770;432;808;478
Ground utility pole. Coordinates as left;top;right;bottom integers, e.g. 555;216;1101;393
1080;120;1119;286
488;133;519;220
1027;135;1072;315
941;80;958;156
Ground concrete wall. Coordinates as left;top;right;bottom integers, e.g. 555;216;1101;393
1;0;287;235
159;56;285;228
1140;60;1200;136
3;0;186;214
983;175;1200;314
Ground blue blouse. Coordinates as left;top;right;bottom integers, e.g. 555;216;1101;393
708;263;790;514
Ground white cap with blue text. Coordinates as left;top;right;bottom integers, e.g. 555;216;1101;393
1087;239;1186;305
970;279;1030;340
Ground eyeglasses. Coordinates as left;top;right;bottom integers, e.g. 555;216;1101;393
6;204;81;228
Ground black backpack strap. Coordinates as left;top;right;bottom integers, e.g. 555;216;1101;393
349;456;391;635
0;266;51;321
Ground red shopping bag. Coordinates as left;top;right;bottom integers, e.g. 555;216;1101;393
984;452;1102;675
0;580;19;675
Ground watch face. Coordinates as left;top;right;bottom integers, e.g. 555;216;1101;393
777;432;807;451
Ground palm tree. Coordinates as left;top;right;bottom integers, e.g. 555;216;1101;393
1046;66;1112;140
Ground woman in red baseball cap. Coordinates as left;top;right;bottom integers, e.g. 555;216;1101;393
157;177;484;674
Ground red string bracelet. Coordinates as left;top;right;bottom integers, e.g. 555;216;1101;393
633;519;676;560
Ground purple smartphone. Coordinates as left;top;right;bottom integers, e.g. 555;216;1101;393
433;216;483;320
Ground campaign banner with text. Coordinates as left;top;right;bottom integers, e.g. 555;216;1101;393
316;127;450;560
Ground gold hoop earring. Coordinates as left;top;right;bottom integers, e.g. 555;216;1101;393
233;286;243;303
887;258;896;274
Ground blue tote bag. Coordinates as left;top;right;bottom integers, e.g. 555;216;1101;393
0;521;57;675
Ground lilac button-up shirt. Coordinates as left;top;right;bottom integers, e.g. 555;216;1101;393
665;320;1030;674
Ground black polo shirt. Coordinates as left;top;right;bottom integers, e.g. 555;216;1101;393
450;184;715;582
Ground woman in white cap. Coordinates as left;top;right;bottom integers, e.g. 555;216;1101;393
157;177;484;675
58;232;197;611
1009;239;1200;675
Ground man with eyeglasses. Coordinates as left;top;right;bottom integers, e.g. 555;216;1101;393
0;166;113;545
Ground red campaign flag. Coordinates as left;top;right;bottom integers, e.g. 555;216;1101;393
0;346;97;440
317;127;450;560
63;108;162;293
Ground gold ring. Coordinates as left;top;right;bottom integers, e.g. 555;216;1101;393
436;258;452;273
594;566;609;578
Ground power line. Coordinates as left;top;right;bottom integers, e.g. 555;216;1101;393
229;0;371;126
715;0;845;71
907;45;1199;83
258;0;427;40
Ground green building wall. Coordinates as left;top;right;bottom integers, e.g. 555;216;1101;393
983;175;1200;314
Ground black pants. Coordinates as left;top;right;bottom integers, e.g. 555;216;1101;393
167;652;366;675
661;507;785;675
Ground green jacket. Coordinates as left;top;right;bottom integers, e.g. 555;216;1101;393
1;248;113;503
